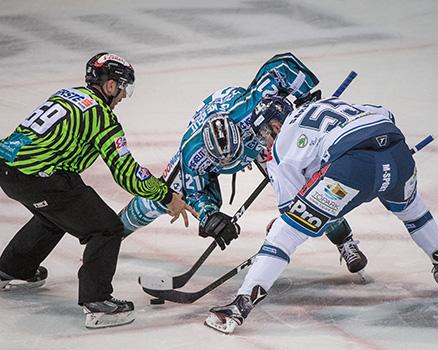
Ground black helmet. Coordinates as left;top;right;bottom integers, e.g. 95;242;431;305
85;52;135;96
250;96;293;135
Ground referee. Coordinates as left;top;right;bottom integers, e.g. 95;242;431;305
0;53;196;328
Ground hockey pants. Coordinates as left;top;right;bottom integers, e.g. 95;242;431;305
0;161;123;304
238;140;438;295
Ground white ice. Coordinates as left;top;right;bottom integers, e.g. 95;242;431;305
1;1;438;349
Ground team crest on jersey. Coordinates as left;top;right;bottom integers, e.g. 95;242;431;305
136;167;151;180
297;134;308;148
114;136;130;157
53;88;97;111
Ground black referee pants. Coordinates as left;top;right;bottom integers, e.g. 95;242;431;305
0;162;123;304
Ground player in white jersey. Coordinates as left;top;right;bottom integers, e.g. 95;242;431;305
119;53;367;274
204;96;438;334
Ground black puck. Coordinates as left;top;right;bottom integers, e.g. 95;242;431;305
150;298;165;305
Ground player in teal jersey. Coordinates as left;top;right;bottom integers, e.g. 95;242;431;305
119;53;367;275
119;53;320;248
0;52;196;329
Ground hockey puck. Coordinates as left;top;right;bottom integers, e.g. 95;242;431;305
150;298;165;305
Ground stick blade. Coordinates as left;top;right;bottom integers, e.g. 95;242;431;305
138;274;174;290
138;277;199;304
143;287;198;304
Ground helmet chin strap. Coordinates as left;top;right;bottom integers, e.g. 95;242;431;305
269;128;277;140
269;120;283;142
96;81;123;108
109;87;123;109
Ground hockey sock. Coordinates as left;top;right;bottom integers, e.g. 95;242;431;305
325;218;352;245
237;217;308;295
119;196;167;236
393;194;438;263
237;253;288;295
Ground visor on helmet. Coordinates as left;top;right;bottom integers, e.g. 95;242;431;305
118;79;135;97
250;96;293;146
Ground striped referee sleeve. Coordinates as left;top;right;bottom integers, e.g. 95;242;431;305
94;121;172;204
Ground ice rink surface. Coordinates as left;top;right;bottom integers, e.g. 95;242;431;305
1;0;438;349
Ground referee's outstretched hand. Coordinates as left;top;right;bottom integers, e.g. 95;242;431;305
166;193;198;227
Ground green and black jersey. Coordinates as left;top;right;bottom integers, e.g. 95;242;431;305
0;86;172;204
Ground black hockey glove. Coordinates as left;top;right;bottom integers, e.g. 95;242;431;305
199;212;240;250
294;89;322;108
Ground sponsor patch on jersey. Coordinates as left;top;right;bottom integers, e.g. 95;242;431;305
53;88;98;111
136;167;151;181
378;164;391;192
162;152;180;182
0;133;32;162
299;164;331;196
238;116;252;134
284;198;330;233
305;177;359;216
114;136;130;157
188;149;210;175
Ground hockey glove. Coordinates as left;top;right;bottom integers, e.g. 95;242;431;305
294;89;322;108
199;212;240;250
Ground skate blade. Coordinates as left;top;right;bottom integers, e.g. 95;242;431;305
0;279;46;291
204;313;238;334
85;311;135;329
354;269;372;284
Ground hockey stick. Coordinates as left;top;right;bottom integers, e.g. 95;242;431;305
332;71;357;98
139;173;270;290
139;135;434;303
411;134;433;154
141;254;258;304
139;71;359;297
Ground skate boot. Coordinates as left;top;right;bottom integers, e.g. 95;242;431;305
205;285;267;334
0;266;48;290
83;297;135;329
432;251;438;284
432;264;438;284
337;235;368;273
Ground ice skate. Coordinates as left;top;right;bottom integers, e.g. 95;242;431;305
83;297;135;329
0;266;48;291
337;235;368;274
205;285;266;334
432;264;438;284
